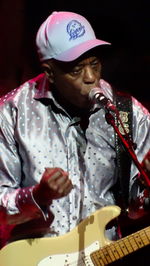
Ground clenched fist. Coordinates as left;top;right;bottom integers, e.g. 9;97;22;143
33;168;73;207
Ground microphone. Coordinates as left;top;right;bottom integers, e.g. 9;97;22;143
89;87;117;112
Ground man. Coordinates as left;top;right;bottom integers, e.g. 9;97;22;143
0;10;150;255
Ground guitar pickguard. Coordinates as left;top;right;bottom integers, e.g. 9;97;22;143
38;241;99;266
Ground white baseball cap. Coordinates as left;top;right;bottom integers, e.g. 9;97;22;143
36;11;111;62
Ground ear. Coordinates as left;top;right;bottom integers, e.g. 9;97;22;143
42;62;54;83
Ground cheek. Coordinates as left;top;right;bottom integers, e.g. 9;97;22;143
54;80;75;101
55;76;80;95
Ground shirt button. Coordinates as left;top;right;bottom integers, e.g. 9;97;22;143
72;216;77;220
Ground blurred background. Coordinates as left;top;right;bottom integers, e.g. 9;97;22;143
0;0;149;109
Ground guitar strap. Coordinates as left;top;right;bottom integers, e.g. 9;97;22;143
113;91;133;211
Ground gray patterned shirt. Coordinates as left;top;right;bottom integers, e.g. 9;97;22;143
0;73;150;243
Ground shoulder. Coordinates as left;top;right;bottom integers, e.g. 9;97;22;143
0;73;44;108
100;79;150;119
0;74;45;125
132;97;150;117
110;83;149;118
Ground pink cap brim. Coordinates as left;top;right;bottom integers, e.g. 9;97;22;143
54;39;111;62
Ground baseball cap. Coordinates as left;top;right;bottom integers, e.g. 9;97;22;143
36;11;111;62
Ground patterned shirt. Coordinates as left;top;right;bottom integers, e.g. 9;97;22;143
0;73;150;243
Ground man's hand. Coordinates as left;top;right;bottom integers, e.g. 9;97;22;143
33;168;73;207
144;151;150;172
141;150;150;174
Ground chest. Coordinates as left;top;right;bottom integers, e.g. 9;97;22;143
16;107;116;184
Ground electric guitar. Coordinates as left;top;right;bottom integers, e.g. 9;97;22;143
0;205;149;266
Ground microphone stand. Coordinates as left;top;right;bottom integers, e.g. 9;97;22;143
104;109;150;188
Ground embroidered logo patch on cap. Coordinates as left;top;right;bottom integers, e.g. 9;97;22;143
67;20;85;41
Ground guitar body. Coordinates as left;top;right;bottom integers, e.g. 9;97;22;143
0;205;150;266
0;205;120;266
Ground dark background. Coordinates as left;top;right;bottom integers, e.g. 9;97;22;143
0;0;149;109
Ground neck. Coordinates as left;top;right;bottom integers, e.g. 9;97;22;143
52;88;91;118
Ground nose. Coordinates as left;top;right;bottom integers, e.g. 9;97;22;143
83;66;96;84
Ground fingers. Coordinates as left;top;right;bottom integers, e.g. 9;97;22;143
41;167;73;199
44;168;64;182
142;150;150;173
145;159;150;172
57;178;73;195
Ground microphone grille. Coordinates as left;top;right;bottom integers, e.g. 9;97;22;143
89;87;103;101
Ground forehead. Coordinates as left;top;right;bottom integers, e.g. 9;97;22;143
52;51;101;72
57;56;98;67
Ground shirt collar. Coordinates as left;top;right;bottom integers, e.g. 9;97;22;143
33;73;113;114
33;73;53;100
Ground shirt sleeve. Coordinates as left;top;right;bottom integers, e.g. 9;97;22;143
130;98;150;179
129;98;150;201
0;109;46;225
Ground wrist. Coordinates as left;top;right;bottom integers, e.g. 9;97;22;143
32;184;52;207
15;186;43;220
32;184;41;206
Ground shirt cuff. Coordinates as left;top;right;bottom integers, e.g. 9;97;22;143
15;186;48;221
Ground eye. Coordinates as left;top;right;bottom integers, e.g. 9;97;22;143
92;60;100;66
70;67;82;76
91;60;101;70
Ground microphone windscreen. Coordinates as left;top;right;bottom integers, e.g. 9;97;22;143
89;87;103;101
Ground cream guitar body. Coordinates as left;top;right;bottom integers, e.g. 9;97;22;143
0;205;149;266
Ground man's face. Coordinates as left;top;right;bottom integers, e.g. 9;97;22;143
50;54;102;109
